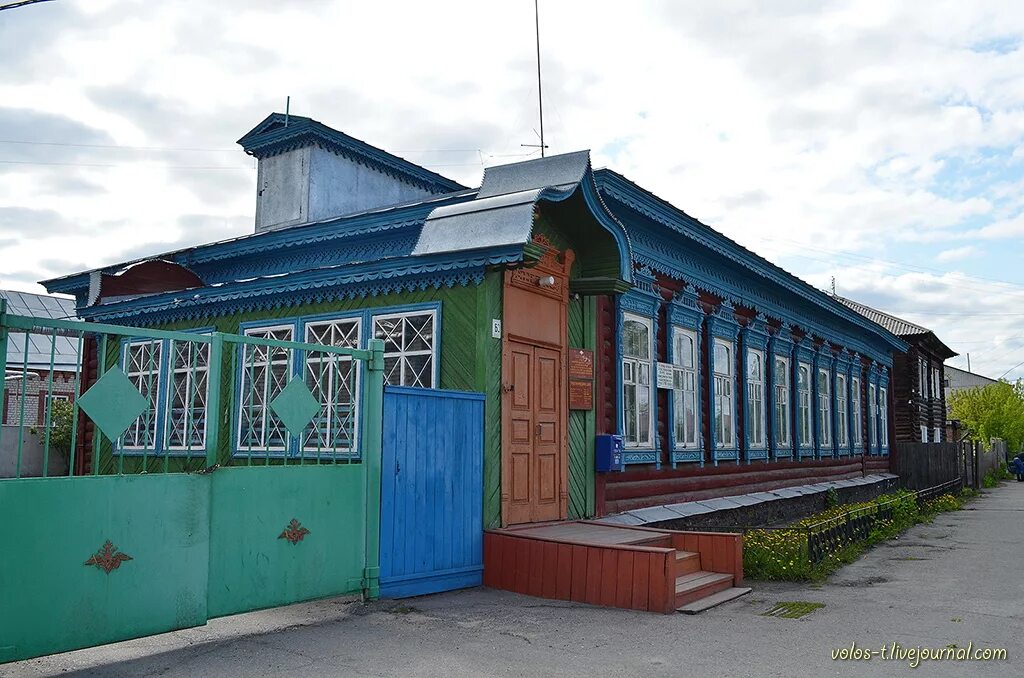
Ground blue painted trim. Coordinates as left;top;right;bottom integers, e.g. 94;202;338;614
707;302;741;464
383;385;484;401
594;170;909;358
742;315;770;462
238;112;466;193
617;279;661;466
767;330;794;460
667;289;705;466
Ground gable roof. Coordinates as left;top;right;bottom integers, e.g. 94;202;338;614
834;295;957;358
237;112;466;194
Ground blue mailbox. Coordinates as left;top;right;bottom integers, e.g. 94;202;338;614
595;434;624;472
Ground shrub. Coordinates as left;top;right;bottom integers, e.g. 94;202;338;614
922;493;961;515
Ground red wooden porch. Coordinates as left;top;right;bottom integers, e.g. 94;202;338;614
483;521;748;614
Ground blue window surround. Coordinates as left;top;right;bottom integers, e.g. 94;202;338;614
742;314;770;462
794;336;816;460
233;301;441;458
834;351;851;457
667;287;704;466
866;362;881;456
767;328;794;460
617;271;661;467
848;355;863;455
878;366;891;456
707;301;741;465
815;344;836;459
114;328;214;457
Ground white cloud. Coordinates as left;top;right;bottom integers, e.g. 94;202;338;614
936;245;979;262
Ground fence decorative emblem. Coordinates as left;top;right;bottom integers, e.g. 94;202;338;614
76;367;150;440
269;378;321;437
84;540;133;574
278;519;310;545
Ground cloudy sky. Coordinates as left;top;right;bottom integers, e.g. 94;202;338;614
2;0;1024;379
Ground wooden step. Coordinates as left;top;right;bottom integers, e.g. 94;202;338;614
674;550;701;577
674;571;734;608
677;586;752;614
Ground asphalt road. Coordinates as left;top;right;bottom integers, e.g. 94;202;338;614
5;482;1022;678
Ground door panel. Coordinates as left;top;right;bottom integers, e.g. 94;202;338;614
503;341;565;524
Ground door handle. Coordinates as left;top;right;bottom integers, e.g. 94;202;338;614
503;383;515;393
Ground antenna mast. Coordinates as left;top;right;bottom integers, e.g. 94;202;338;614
535;0;545;157
521;0;549;156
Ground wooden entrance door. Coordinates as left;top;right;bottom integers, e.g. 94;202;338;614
504;340;562;524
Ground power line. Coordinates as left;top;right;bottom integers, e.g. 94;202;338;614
0;159;251;170
0;139;238;152
0;0;56;12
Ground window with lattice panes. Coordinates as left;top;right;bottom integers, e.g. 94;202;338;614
797;362;812;448
818;368;832;447
237;325;294;453
165;341;210;451
774;356;791;447
671;327;699;449
868;383;879;449
746;348;766;449
304;318;361;455
121;340;162;451
372;310;436;388
622;314;653;448
852;376;863;445
713;338;735;448
836;373;848;447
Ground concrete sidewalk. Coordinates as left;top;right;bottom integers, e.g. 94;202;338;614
4;483;1022;678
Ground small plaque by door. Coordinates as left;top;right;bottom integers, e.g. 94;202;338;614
569;349;594;380
569;379;593;410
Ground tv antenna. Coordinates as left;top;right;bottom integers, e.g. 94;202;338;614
520;0;549;157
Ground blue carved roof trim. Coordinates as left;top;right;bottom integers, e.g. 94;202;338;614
237;112;465;194
75;249;516;324
598;170;909;358
42;189;478;297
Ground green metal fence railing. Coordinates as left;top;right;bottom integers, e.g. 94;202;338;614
0;299;385;479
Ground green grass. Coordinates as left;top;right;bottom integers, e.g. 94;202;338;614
761;601;825;619
743;489;968;582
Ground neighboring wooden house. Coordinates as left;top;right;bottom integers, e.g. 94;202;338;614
943;365;997;441
42;113;908;528
835;297;956;443
1;290;80;427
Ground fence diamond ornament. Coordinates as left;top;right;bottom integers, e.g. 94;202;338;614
76;367;151;441
270;378;321;438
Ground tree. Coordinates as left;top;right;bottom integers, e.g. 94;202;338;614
949;380;1024;452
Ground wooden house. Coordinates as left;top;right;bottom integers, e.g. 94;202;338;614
835;297;956;443
42;113;908;530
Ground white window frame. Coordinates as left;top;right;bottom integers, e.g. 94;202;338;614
773;355;791;448
921;425;929;443
919;358;929;397
836;373;848;447
164;339;210;452
879;386;889;448
933;426;941;443
303;317;362;455
852;376;862;446
671;326;699;450
797;362;812;448
868;383;879;449
372;309;437;388
746;348;766;449
817;368;832;447
120;339;163;451
622;313;654;449
237;324;295;454
931;367;940;400
713;338;736;449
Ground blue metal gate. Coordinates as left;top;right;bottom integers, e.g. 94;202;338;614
380;386;484;598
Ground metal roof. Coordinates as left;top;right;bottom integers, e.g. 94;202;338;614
1;290;81;371
413;151;591;256
834;295;930;337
